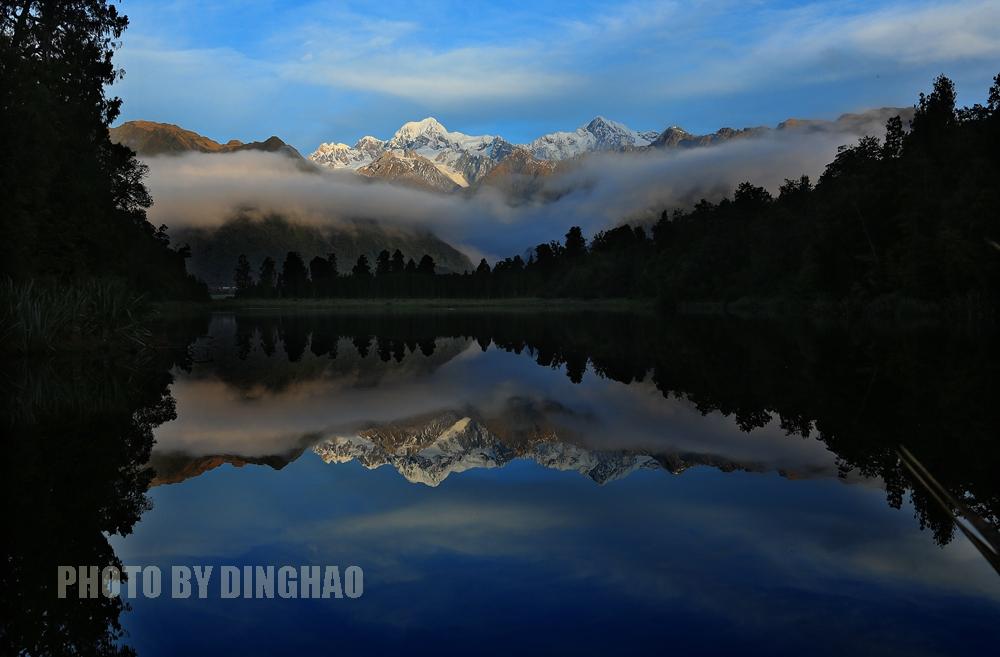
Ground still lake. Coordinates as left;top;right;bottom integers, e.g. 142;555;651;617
6;310;999;656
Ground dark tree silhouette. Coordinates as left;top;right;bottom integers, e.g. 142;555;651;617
564;226;587;259
352;254;372;278
883;115;904;159
280;252;309;297
375;249;392;277
912;74;957;146
234;254;254;295
0;0;206;300
391;249;405;274
1;327;201;657
309;255;334;296
257;257;276;297
417;254;436;275
533;243;556;274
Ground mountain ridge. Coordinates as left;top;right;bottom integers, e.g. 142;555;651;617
304;106;914;192
312;407;791;487
110;120;306;160
111;107;915;198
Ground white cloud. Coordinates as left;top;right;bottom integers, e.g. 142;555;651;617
141;115;888;264
606;0;1000;98
844;1;1000;64
283;45;576;104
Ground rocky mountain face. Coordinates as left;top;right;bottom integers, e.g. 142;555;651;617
147;450;304;486
650;125;769;149
776;106;916;134
474;147;559;199
110;120;305;160
649;107;916;151
357;150;463;192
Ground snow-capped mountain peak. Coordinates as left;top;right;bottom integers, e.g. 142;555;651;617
314;141;350;153
310;116;515;186
526;116;657;160
385;117;506;160
355;135;385;151
584;115;627;134
309;141;371;169
389;117;449;144
586;115;660;145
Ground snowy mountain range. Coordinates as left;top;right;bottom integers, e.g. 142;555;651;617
313;419;661;487
111;106;913;197
310;117;516;188
308;115;665;189
312;406;767;487
306;107;912;193
526;116;660;160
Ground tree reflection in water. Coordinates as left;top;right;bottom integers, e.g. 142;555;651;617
205;311;999;550
1;319;204;656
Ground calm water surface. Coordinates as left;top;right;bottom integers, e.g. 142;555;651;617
5;311;999;656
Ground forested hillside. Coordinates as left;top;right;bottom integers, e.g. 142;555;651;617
231;75;999;317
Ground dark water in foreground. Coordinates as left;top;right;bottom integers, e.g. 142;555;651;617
4;311;999;656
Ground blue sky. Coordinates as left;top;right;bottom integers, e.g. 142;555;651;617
114;0;1000;154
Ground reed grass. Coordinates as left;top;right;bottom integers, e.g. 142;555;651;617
0;279;153;353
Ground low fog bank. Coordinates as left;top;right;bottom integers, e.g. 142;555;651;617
144;123;894;262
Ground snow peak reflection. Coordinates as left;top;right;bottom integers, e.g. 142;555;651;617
56;565;364;599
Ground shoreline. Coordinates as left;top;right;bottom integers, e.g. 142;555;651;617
150;294;995;327
158;297;659;314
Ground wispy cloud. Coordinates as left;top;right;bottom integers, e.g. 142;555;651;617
664;0;1000;97
283;45;576;104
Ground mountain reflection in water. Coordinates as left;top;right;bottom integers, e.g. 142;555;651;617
152;311;998;543
150;314;847;489
3;310;998;656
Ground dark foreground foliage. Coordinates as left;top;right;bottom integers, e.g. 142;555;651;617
0;1;207;301
1;316;206;656
0;279;155;353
